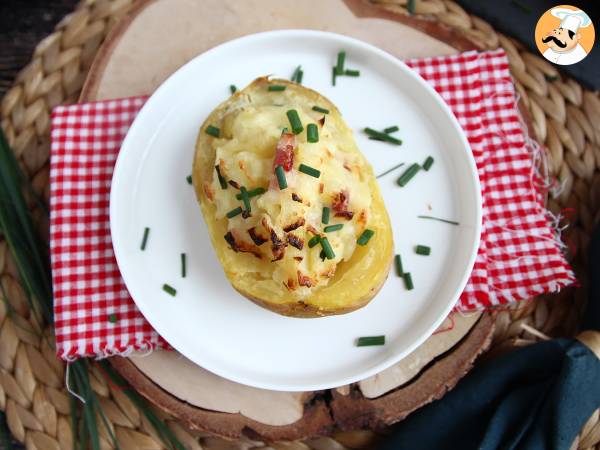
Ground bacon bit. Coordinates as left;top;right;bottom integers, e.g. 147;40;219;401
269;229;287;261
286;278;297;291
306;224;320;235
332;190;353;219
292;193;302;203
343;162;352;172
318;116;325;127
203;182;214;201
294;256;304;262
248;227;267;246
297;271;314;288
357;210;368;226
242;210;251;219
223;232;262;258
273;132;296;172
287;234;304;250
319;183;324;194
228;180;240;189
283;217;305;232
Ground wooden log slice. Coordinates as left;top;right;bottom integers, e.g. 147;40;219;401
81;0;500;440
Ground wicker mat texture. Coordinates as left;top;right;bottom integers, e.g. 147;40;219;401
0;0;599;449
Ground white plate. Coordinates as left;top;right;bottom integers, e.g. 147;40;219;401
111;30;481;391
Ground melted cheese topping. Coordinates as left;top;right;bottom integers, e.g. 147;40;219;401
204;90;371;298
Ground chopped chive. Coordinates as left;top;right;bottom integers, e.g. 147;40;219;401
268;85;287;92
181;253;187;278
397;163;421;187
291;65;302;82
140;227;150;250
322;207;330;224
344;69;360;77
415;245;431;256
215;165;227;189
312;106;330;114
336;51;346;75
306;124;319;143
324;224;344;233
417;215;460;226
332;67;337;86
395;254;403;276
226;206;243;218
205;125;220;137
236;187;265;200
384;126;399;134
230;85;237;94
186;175;192;185
286;109;303;134
357;229;375;246
282;127;289;133
297;70;304;84
376;162;405;179
423;156;434;171
403;272;414;290
107;313;118;323
320;237;335;260
320;249;326;261
298;163;320;178
240;186;251;213
163;284;177;296
356;335;385;347
308;235;321;248
275;165;288;190
364;127;402;145
407;0;416;14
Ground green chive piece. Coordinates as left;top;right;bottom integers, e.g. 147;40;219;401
205;125;220;137
356;335;385;347
297;70;304;84
324;224;344;233
108;313;118;324
140;227;150;250
395;254;404;277
298;163;320;178
215;165;227;190
376;162;405;179
275;165;288;190
357;229;375;246
286;109;303;134
407;0;416;14
308;235;321;248
226;207;243;218
186;175;192;185
397;163;421;187
423;156;434;171
282;127;289;133
230;85;237;94
236;187;265;200
384;126;399;134
240;186;251;212
181;253;187;278
336;51;346;75
415;245;431;256
332;66;337;86
403;272;414;290
306;124;319;143
364;127;402;145
344;69;360;77
291;65;302;83
320;237;335;260
417;215;460;226
312;106;330;114
322;207;331;224
268;85;287;92
163;284;177;296
320;249;326;261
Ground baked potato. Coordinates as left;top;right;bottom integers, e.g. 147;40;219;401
193;77;393;317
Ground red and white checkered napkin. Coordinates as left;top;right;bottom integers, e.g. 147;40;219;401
50;49;575;359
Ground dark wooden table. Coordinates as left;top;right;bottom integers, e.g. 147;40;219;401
0;0;79;98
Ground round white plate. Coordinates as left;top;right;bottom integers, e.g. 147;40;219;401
111;30;481;391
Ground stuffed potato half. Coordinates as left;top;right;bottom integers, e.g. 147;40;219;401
193;78;393;317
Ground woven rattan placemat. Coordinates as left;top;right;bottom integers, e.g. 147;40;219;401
0;0;599;448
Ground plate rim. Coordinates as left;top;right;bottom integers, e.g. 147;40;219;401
110;29;482;391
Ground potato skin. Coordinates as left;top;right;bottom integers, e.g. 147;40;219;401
193;78;393;317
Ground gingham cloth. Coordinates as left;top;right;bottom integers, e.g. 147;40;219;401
50;49;575;359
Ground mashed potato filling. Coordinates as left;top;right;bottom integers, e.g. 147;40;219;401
202;90;371;299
